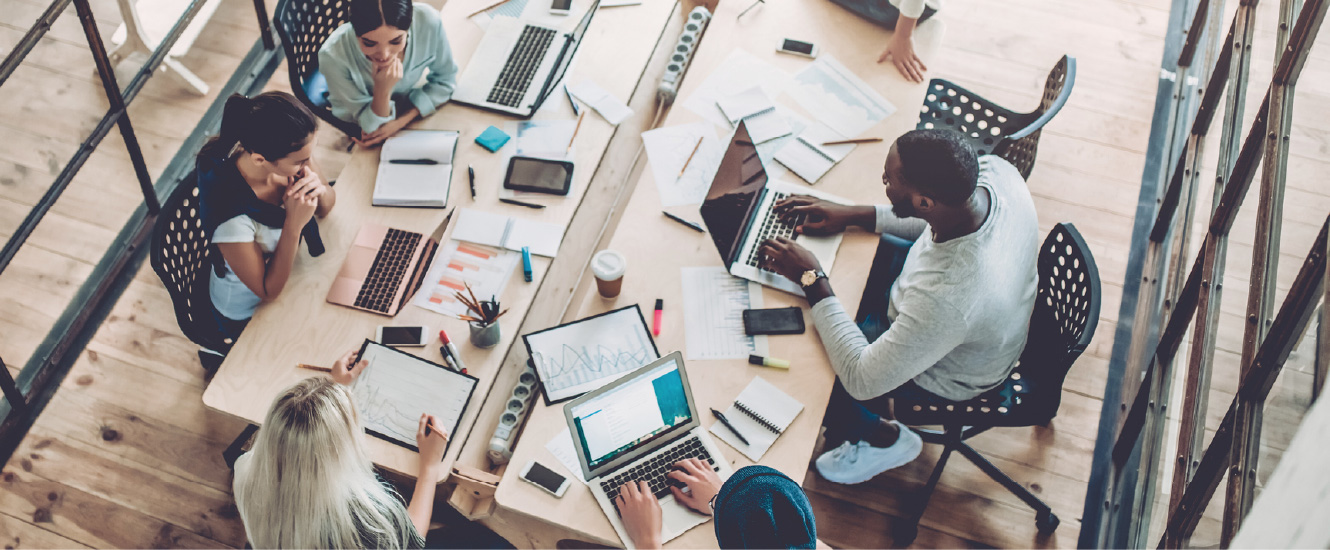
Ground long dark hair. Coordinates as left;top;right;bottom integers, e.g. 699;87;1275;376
350;0;413;35
199;92;317;162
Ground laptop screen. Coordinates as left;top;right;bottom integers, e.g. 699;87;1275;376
540;0;600;105
699;121;768;266
569;357;691;472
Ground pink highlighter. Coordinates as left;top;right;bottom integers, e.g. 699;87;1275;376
653;299;663;335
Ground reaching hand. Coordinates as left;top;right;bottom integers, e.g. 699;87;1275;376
879;31;927;83
415;413;449;477
758;237;823;285
774;195;871;236
666;458;722;516
614;481;663;549
330;348;368;385
355;114;413;148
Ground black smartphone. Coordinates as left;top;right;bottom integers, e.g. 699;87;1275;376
742;307;805;336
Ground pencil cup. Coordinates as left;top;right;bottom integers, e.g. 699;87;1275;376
469;321;501;349
591;249;626;298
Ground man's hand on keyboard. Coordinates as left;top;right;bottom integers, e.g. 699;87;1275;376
775;196;876;236
615;481;663;549
666;458;722;516
758;237;822;285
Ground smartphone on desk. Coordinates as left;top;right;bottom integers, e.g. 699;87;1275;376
520;461;570;497
549;0;572;15
375;325;429;347
743;307;805;336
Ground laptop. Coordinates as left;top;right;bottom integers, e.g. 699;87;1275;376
325;215;448;316
564;352;734;549
700;121;852;295
452;0;599;118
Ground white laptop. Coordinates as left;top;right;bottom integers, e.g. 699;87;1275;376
699;121;851;295
453;0;599;117
564;352;734;549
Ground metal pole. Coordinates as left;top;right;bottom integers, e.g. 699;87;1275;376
0;0;74;88
253;0;275;50
0;357;23;413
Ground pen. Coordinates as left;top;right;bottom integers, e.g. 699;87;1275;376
677;136;704;178
424;417;448;439
710;408;751;446
564;84;581;116
499;198;546;209
748;354;791;369
439;330;470;373
821;137;883;146
297;363;331;373
662;211;705;232
653;299;663;335
468;165;477;199
389;158;439;165
522;246;533;282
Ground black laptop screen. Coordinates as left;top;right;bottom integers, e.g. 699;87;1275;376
699;122;768;265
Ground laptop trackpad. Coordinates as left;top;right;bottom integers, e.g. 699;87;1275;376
659;494;709;539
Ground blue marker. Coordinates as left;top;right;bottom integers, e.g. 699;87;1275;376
521;246;533;282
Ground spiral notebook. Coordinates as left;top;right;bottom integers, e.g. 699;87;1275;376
709;376;804;461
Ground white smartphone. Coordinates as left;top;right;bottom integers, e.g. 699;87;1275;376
549;0;572;15
375;325;429;347
520;461;570;497
776;38;819;59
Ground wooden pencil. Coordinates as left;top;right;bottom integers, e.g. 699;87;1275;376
297;363;331;373
566;110;587;152
678;136;704;178
821;137;883;146
466;0;508;19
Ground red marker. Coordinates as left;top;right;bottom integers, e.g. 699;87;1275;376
653;299;663;335
438;330;469;374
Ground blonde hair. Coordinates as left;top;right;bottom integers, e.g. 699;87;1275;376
233;377;422;549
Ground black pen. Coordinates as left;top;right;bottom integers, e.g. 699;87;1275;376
711;408;750;446
499;198;546;209
389;158;438;165
662;211;705;233
468;165;477;199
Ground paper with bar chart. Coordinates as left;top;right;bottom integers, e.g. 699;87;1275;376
410;239;520;318
524;305;660;403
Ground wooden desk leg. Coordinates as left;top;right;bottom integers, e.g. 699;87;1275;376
450;465;500;520
224;424;259;470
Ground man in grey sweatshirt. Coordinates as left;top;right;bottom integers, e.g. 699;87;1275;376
758;129;1038;485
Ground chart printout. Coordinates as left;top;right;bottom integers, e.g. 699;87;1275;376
351;342;477;450
525;307;660;403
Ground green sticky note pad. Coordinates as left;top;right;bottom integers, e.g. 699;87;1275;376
475;126;511;152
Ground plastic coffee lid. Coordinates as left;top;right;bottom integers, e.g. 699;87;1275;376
591;250;626;279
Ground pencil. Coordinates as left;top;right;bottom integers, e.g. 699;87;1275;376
466;0;508;19
678;136;704;178
566;110;587;152
297;363;331;373
821;137;883;146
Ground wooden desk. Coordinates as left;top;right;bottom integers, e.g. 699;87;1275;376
200;0;677;481
487;0;944;547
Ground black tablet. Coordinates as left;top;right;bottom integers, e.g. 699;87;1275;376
503;155;574;196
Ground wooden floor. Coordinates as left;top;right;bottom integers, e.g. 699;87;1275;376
1;0;1327;547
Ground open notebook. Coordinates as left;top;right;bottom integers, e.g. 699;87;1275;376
374;129;459;207
709;376;803;461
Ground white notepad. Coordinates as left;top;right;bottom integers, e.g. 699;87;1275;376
774;123;858;184
709;376;803;461
450;208;564;257
374;129;459;207
715;86;792;144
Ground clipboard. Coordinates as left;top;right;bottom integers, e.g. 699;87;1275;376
351;339;480;453
522;304;660;405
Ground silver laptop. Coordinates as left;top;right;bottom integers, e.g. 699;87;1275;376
700;121;851;295
564;352;734;549
452;0;599;117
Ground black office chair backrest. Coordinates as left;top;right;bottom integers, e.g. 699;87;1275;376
917;55;1076;179
273;0;361;137
149;177;235;353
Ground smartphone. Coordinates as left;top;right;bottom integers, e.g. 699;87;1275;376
742;307;806;336
776;38;819;59
375;325;429;347
549;0;572;15
520;461;570;497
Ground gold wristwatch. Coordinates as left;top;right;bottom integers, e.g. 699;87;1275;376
800;269;827;288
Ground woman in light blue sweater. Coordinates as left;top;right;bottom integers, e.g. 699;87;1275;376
319;0;458;146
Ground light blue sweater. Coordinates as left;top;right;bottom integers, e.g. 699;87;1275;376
318;3;458;132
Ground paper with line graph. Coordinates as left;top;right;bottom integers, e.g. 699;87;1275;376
410;239;520;318
351;340;477;451
523;305;660;403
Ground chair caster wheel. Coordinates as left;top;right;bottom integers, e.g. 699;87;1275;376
892;521;919;545
1036;511;1059;533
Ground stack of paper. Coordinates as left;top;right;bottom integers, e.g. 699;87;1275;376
450;208;564;257
373;130;458;207
774;123;858;184
715;87;792;144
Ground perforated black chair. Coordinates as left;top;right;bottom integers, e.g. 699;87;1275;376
883;223;1100;544
274;0;361;138
917;55;1075;179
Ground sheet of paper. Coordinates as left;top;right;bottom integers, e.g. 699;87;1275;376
526;306;659;402
716;86;791;144
469;0;529;29
682;50;792;127
506;218;564;257
513;119;577;160
567;80;633;125
546;427;589;484
351;342;476;450
411;240;520;318
451;208;511;248
785;54;897;138
774;122;857;184
680;267;769;360
380;129;458;161
641;122;724;207
449;208;564;257
751;106;808;180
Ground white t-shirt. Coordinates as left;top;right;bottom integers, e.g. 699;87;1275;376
209;215;282;321
809;156;1039;401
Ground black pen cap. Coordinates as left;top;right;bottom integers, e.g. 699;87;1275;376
655;299;664;310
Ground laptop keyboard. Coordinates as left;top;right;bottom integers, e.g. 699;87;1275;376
353;228;421;314
601;436;719;508
487;25;558;107
744;191;806;269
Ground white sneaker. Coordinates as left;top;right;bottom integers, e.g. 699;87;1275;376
815;422;923;484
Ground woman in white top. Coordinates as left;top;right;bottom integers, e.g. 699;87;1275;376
196;91;336;340
232;352;448;548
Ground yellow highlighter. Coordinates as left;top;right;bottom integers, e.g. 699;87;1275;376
748;354;790;369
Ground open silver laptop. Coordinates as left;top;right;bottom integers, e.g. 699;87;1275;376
700;121;851;295
452;0;598;117
564;352;734;549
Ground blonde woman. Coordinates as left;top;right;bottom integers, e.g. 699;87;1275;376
232;350;448;548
